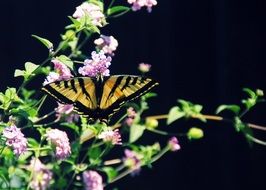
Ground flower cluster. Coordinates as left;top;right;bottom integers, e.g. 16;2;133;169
98;128;122;145
55;103;79;123
2;124;27;156
127;0;158;12
94;35;118;56
43;59;72;85
123;149;142;173
78;50;112;77
73;2;105;27
83;170;104;190
168;137;181;152
46;129;71;159
29;158;53;190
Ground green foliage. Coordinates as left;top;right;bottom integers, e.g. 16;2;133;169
216;104;240;115
167;99;205;125
107;6;131;16
102;167;118;182
242;88;264;110
129;124;145;143
0;88;21;110
55;55;74;70
32;35;53;50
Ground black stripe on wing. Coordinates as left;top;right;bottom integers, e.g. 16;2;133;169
42;84;74;104
101;78;158;120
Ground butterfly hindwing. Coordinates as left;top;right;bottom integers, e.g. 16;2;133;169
99;75;158;119
42;78;98;116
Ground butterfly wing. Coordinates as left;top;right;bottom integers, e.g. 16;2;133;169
42;77;98;118
99;75;159;119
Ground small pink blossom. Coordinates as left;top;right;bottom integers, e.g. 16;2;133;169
43;72;60;85
55;103;79;123
29;158;52;190
94;35;118;56
168;137;181;152
123;149;142;173
127;0;157;12
78;51;112;77
46;129;71;159
52;59;73;80
125;107;137;126
83;170;103;190
43;59;72;85
73;2;105;27
2;124;27;156
98;128;122;145
138;63;151;73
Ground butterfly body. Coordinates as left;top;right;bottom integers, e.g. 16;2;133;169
42;75;158;123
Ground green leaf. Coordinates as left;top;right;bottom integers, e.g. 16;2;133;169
167;106;185;125
129;124;145;143
88;146;101;160
102;167;118;183
32;35;53;50
243;88;256;98
14;62;39;80
25;62;39;73
14;69;25;77
216;104;240;115
27;138;39;148
55;55;74;70
107;6;131;16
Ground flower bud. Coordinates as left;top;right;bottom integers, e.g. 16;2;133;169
256;89;264;97
187;127;204;140
145;118;158;129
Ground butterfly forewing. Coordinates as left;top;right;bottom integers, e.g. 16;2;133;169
42;78;98;113
100;75;158;112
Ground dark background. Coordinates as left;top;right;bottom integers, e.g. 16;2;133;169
1;1;266;190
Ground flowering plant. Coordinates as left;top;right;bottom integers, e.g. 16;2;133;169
0;1;265;190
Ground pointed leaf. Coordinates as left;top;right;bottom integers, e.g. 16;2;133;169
14;69;25;77
25;62;39;73
129;124;145;143
216;104;240;115
167;106;185;125
32;35;53;50
102;167;118;183
55;55;74;70
107;6;130;16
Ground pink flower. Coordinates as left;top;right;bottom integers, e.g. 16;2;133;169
46;129;71;159
125;107;137;126
29;158;52;190
98;128;122;145
168;137;181;152
127;0;157;12
78;51;112;77
123;149;142;173
2;125;27;156
52;59;73;80
55;103;79;123
73;2;105;27
43;72;60;85
94;35;118;56
43;59;72;85
83;170;103;190
138;63;151;73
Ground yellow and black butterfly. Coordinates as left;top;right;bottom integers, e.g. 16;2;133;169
42;75;158;123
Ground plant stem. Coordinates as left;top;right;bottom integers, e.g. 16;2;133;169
245;134;266;146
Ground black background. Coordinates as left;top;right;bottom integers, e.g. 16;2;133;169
0;1;266;190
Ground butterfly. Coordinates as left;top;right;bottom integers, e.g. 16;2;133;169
42;75;158;123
